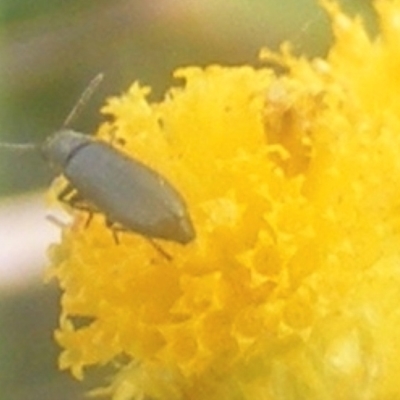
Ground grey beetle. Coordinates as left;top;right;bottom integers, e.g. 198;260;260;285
0;74;195;244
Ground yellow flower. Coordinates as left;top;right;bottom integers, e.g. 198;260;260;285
47;1;400;399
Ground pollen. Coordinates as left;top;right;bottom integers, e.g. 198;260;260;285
47;1;400;399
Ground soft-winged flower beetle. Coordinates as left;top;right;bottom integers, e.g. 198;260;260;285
0;74;196;245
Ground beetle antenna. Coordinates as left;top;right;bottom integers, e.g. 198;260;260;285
0;142;39;152
62;73;104;128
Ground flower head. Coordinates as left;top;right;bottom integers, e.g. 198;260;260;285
48;1;400;399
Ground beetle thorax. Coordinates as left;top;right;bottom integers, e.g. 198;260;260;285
42;130;92;170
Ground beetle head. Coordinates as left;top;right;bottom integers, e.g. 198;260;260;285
42;129;91;171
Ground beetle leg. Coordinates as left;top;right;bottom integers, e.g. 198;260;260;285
58;184;95;228
57;182;75;203
66;193;95;228
83;212;94;228
58;184;87;210
105;218;171;260
105;218;122;244
46;214;68;229
147;239;172;261
112;230;120;244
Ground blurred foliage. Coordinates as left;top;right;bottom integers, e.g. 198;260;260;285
0;0;340;196
0;284;87;400
0;0;376;399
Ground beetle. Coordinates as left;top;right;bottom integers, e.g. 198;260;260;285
0;74;195;245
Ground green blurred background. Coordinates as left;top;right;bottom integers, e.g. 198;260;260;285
0;1;375;399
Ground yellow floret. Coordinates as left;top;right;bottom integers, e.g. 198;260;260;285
47;1;400;399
